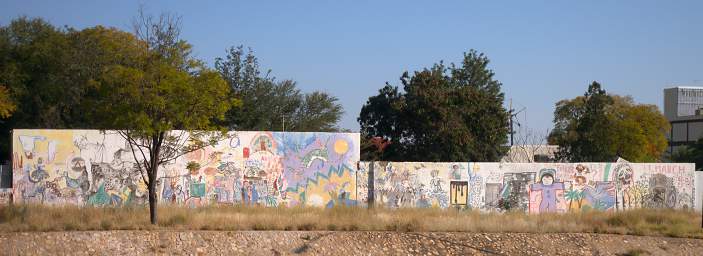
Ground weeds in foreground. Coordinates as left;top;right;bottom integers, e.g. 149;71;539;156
0;204;701;238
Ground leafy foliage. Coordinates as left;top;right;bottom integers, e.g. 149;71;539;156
670;137;703;170
548;82;669;162
359;50;509;161
215;46;343;131
90;11;235;224
0;17;148;158
0;86;16;118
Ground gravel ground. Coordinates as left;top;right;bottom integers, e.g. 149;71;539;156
0;231;701;255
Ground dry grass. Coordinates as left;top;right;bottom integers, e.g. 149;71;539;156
0;204;701;238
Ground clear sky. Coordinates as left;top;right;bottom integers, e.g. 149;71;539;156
3;1;702;137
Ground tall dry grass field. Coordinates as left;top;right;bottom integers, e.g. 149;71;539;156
0;205;701;238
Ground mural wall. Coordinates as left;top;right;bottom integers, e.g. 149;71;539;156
360;161;698;213
358;162;469;208
12;129;360;208
10;130;700;212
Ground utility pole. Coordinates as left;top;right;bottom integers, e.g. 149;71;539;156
508;98;525;146
510;99;514;146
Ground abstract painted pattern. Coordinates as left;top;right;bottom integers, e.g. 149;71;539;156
12;129;360;208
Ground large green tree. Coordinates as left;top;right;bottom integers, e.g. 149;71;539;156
0;17;70;157
93;11;234;224
0;17;146;160
548;82;669;162
359;50;510;161
215;46;343;131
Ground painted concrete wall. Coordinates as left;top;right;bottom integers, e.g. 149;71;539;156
10;129;699;212
12;129;360;207
359;161;699;212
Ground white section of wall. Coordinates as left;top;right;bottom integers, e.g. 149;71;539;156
696;171;703;211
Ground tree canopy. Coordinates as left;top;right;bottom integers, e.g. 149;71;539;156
548;81;670;162
359;50;510;161
0;17;148;158
91;11;234;224
215;46;343;132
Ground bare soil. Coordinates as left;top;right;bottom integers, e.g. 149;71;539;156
0;231;701;255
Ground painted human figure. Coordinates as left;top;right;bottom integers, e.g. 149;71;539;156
251;182;259;204
615;165;634;210
429;170;443;193
241;181;250;205
175;184;185;204
530;173;564;213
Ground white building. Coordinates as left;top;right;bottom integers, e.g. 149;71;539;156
501;144;560;163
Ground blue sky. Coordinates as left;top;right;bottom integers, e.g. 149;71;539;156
3;1;702;137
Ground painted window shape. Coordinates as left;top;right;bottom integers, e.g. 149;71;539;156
450;181;468;205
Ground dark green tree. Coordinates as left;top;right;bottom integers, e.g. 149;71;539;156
0;18;143;160
0;17;69;159
359;50;509;161
670;138;703;170
215;46;343;132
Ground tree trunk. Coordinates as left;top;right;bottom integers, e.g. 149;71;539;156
568;199;573;211
148;131;165;225
149;181;157;225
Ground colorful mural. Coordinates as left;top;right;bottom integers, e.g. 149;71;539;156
364;162;468;208
10;130;699;212
12;129;360;208
360;162;698;213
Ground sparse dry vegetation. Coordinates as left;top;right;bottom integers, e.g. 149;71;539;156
0;205;701;238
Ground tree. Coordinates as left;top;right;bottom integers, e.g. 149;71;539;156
502;128;555;163
0;86;16;118
215;46;343;131
94;10;234;224
359;50;510;161
670;138;703;171
0;17;71;156
0;17;145;160
548;82;670;162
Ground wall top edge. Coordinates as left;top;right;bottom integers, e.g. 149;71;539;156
11;129;360;136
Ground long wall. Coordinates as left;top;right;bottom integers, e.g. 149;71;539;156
12;129;360;207
11;129;701;212
359;162;700;212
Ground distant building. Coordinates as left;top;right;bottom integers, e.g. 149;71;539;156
501;145;559;163
663;86;703;154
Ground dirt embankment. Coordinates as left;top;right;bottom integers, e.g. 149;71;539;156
0;231;701;255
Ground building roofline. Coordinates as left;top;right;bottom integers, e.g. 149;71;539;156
665;86;703;90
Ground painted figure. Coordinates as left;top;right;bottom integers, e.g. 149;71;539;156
530;170;564;213
429;170;443;193
614;164;635;210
